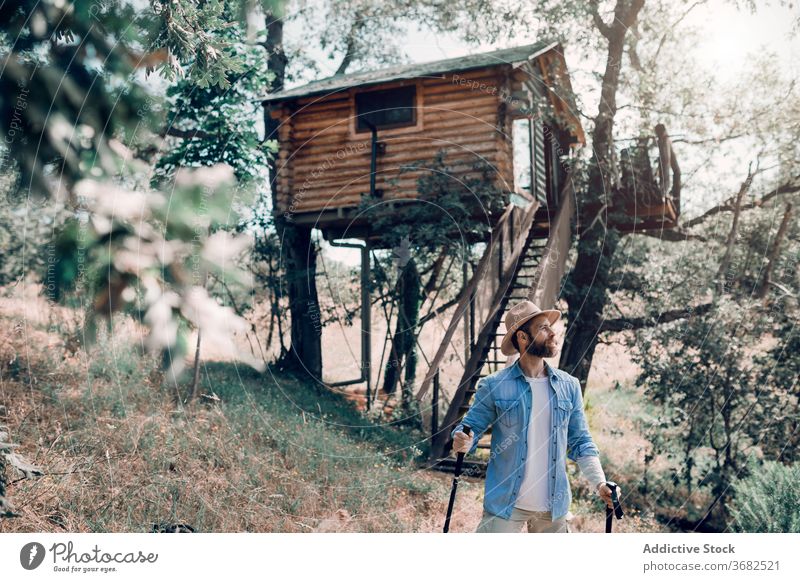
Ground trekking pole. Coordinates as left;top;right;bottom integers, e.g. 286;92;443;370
443;425;471;533
604;481;624;533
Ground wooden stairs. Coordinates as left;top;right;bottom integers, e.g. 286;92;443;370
417;180;576;475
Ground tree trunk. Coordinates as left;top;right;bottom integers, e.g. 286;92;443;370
756;202;793;300
282;225;323;379
382;258;421;398
716;166;755;294
559;0;645;394
402;259;422;412
263;10;322;380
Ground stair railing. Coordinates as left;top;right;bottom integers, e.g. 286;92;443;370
429;178;576;460
415;198;540;403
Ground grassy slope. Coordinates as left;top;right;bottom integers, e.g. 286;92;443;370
1;296;664;533
0;294;450;532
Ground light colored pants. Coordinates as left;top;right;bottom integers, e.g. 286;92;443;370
476;507;570;533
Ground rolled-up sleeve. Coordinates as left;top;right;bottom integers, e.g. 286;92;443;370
566;379;601;462
576;454;606;488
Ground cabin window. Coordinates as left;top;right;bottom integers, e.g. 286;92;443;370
355;85;416;132
512;118;533;195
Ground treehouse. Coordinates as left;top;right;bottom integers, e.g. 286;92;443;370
261;42;681;474
262;40;585;245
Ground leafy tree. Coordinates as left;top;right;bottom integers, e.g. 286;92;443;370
628;193;799;528
154;9;275;186
0;0;281;371
0;0;282;518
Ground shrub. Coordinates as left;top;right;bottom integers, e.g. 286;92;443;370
729;456;800;532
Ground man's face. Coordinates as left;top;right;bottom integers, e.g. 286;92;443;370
519;315;558;358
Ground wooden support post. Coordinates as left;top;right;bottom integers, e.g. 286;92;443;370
362;239;372;409
431;370;439;442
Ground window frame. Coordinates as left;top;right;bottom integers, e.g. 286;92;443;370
348;79;423;137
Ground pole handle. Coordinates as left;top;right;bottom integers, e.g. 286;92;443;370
443;425;473;533
604;481;624;533
453;425;472;476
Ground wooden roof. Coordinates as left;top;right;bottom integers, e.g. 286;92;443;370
261;40;558;103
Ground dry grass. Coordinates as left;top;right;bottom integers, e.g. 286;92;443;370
0;288;456;532
0;285;670;533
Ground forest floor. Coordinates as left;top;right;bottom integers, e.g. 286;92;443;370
0;285;669;533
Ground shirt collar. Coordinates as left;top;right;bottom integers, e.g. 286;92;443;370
509;358;559;383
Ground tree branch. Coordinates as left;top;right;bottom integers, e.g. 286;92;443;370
630;229;707;242
335;9;366;75
682;178;800;229
600;303;714;333
161;126;215;141
621;0;647;30
590;1;613;39
671;132;747;146
417;286;468;326
627;26;643;72
422;249;449;297
756;202;794;300
651;0;707;65
716;162;757;291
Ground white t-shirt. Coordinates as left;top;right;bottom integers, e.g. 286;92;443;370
514;375;552;511
513;374;608;512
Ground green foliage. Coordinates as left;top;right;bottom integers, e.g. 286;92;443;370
150;1;280;374
628;226;800;524
0;172;70;288
753;312;800;463
153;7;276;187
730;456;800;533
633;296;776;524
0;1;282;382
151;0;247;89
361;150;507;253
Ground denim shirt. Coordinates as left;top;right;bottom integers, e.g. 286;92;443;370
450;359;600;521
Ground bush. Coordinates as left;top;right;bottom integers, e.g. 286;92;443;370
729;457;800;532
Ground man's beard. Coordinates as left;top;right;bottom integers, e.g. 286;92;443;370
525;337;558;358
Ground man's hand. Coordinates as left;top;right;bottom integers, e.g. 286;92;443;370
597;482;620;508
452;430;474;454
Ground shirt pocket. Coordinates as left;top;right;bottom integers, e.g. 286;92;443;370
495;398;522;428
555;398;572;427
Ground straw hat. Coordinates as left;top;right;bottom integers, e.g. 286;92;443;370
500;300;561;356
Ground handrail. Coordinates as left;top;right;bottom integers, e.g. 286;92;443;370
429;178;576;460
531;178;575;309
414;199;538;401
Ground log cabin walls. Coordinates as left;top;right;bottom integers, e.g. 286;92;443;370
263;41;585;244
